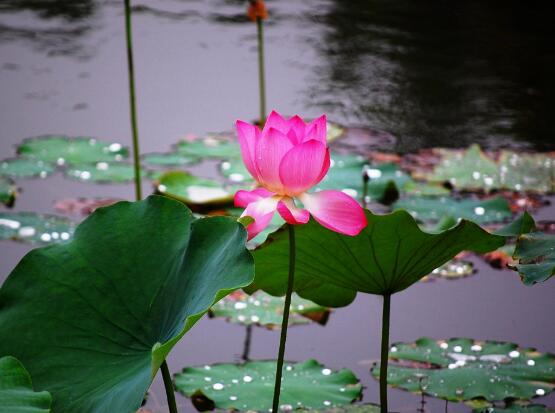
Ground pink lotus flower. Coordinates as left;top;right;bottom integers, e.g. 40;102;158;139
234;110;367;239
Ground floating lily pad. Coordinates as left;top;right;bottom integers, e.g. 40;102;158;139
65;162;142;183
0;212;75;244
316;155;409;203
394;196;512;224
498;151;554;193
175;135;241;160
423;260;475;282
219;159;253;184
17;135;128;164
0;177;17;207
403;181;450;196
422;144;499;191
512;232;555;284
0;196;254;412
0;158;55;178
0;356;52;413
474;403;555;412
371;337;555;403
157;171;234;209
142;152;199;167
174;359;361;411
299;404;381;413
418;145;555;193
209;290;329;328
53;197;122;216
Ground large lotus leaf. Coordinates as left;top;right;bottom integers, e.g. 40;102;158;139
394;196;512;224
0;196;254;413
0;212;75;244
494;212;536;237
421;144;500;191
17;136;128;164
209;290;329;328
498;151;554;193
0;356;52;413
474;403;555;413
65;162;144;183
512;232;555;284
0;177;17;207
247;210;504;305
174;359;361;411
156;171;234;209
371;337;555;403
175;136;241;159
0;158;55;178
142;152;199;167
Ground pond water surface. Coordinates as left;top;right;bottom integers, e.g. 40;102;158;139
0;1;554;412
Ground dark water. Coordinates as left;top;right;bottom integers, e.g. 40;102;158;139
0;1;554;412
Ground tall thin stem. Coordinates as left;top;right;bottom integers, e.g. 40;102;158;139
160;360;178;413
380;294;391;413
124;0;142;201
256;17;267;124
362;167;369;209
242;324;253;362
271;224;295;412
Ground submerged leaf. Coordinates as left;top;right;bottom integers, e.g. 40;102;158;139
0;356;52;413
371;337;555;403
17;135;128;164
0;212;75;244
209;290;329;328
174;359;361;411
0;196;254;413
247;210;504;305
142;152;199;167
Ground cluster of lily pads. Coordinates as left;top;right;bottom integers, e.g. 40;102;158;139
0;127;554;413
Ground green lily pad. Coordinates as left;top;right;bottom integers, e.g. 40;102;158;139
315;155;410;204
142;152;199;167
423;144;499;191
498;151;554;193
174;359;361;411
0;212;75;244
298;405;381;413
157;171;234;209
403;181;450;197
423;260;475;282
219;159;253;184
17;135;128;164
246;210;504;306
512;231;555;284
394;196;512;224
0;177;17;207
474;403;555;413
0;158;55;178
0;356;51;413
175;135;241;160
371;337;555;403
0;196;254;413
209;290;329;328
65;162;143;183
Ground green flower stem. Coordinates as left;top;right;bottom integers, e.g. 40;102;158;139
124;0;142;201
362;167;369;208
256;17;267;124
271;224;295;412
161;360;179;413
380;294;391;413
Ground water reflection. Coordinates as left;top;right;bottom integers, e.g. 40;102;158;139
309;0;555;151
0;0;97;57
